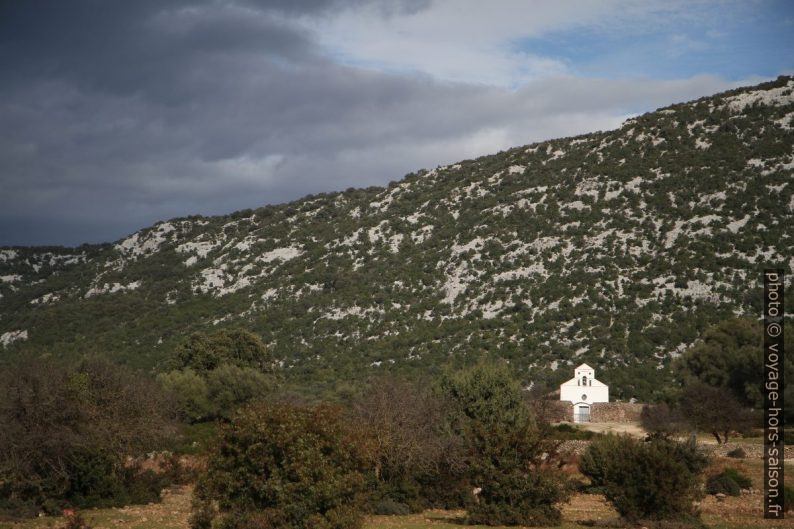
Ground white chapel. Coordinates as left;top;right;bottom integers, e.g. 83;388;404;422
559;363;608;422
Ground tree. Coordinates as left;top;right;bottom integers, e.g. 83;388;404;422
161;328;278;422
0;358;174;516
205;364;275;419
678;382;755;444
674;317;762;407
351;376;469;511
438;362;570;526
172;328;274;373
640;403;686;436
157;368;214;423
351;377;451;510
191;402;371;529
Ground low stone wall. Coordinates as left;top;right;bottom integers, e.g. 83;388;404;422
590;402;643;423
559;439;794;460
710;442;794;460
547;401;644;424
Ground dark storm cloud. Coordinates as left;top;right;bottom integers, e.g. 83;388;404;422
0;0;737;246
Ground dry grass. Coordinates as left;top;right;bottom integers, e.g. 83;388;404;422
1;486;192;529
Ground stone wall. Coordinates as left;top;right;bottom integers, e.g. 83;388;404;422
548;401;644;423
590;402;643;423
559;439;794;460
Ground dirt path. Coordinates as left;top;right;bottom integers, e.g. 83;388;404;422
575;421;647;437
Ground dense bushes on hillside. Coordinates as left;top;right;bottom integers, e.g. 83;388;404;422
0;359;175;517
3;79;793;404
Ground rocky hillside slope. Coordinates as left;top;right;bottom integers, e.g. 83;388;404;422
1;77;792;399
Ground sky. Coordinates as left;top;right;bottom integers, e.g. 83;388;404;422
1;0;792;247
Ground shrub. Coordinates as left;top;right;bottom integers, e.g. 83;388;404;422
65;450;166;509
726;447;746;459
190;402;370;529
205;364;274;418
157;368;214;423
580;434;709;524
551;423;595;440
58;510;92;529
373;499;410;516
705;474;740;496
172;328;274;373
467;470;569;527
414;466;471;510
722;468;751;489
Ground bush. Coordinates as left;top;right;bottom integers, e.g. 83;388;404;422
551;423;595;440
172;328;274;373
726;447;746;458
157;369;214;423
705;474;740;496
58;510;92;529
205;364;275;418
190;402;370;529
705;468;751;496
580;434;709;524
65;450;167;509
467;470;569;527
373;499;410;516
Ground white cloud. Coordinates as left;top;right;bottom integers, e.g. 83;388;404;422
306;0;728;87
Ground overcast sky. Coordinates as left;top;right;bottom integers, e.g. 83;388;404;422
1;0;792;247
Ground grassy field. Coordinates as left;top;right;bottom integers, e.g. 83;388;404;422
4;458;792;529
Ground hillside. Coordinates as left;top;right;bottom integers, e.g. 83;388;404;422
1;76;792;400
